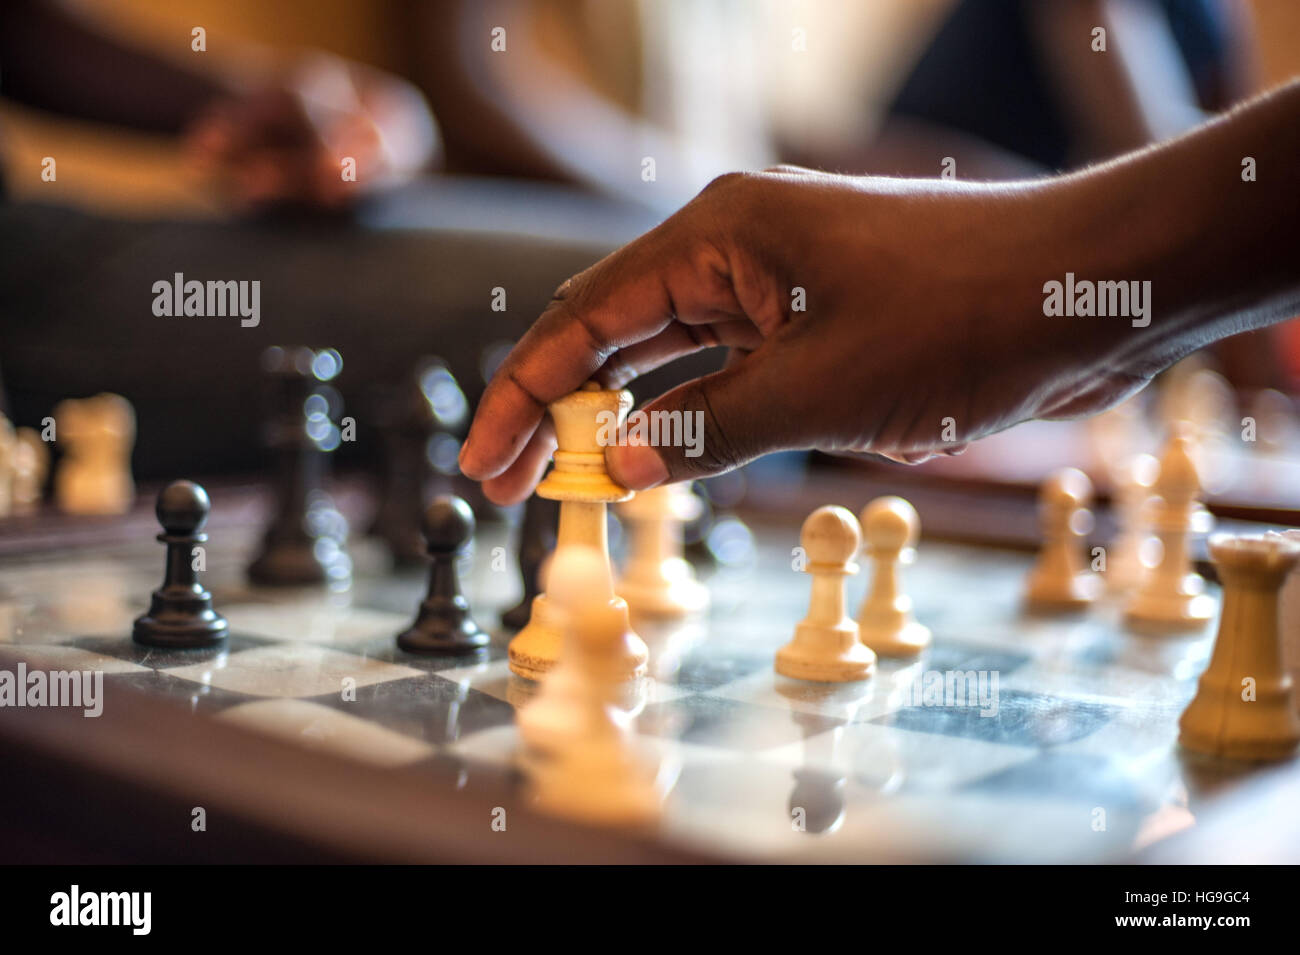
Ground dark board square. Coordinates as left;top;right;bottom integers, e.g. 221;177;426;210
924;640;1033;677
638;694;845;749
870;689;1117;747
665;645;774;692
66;632;275;670
103;668;260;715
304;674;517;745
345;631;509;673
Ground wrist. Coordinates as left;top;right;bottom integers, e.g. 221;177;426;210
995;146;1215;402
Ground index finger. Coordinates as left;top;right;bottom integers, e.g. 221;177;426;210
458;227;737;481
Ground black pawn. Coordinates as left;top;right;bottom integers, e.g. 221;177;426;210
501;495;558;629
397;495;490;654
133;481;229;649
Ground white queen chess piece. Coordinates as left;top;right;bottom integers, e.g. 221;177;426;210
508;383;647;682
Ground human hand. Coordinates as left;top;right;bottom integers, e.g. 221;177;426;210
459;167;1163;506
186;54;438;210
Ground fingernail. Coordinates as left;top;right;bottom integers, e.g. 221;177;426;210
608;444;669;490
457;443;480;479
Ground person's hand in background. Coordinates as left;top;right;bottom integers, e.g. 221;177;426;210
460;82;1300;507
185;54;439;210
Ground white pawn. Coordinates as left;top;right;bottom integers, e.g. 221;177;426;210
522;546;666;827
12;428;50;515
1024;468;1101;611
776;506;875;683
617;483;709;617
1106;453;1160;593
1124;426;1216;633
54;393;135;516
1180;535;1300;761
856;496;930;657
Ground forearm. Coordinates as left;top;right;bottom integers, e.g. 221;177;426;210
0;0;225;131
1059;79;1300;378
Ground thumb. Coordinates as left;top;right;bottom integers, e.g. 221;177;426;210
606;358;796;489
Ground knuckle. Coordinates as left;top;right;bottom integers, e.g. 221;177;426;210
761;163;811;176
664;384;751;480
700;171;749;196
550;275;576;302
550;261;597;305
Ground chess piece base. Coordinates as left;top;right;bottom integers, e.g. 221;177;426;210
56;482;133;516
509;594;647;681
1180;729;1300;761
1180;682;1300;761
397;614;489;655
1024;573;1102;613
132;607;229;649
776;623;876;683
1124;580;1216;634
861;620;932;658
508;594;564;680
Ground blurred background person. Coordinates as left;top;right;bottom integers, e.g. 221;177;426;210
856;0;1260;177
0;0;439;210
2;0;1297;478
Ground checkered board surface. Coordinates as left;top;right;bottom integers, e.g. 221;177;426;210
0;516;1248;862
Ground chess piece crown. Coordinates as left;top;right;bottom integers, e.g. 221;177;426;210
537;382;633;503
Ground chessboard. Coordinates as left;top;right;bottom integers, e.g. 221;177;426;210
891;358;1300;525
4;476;1299;864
